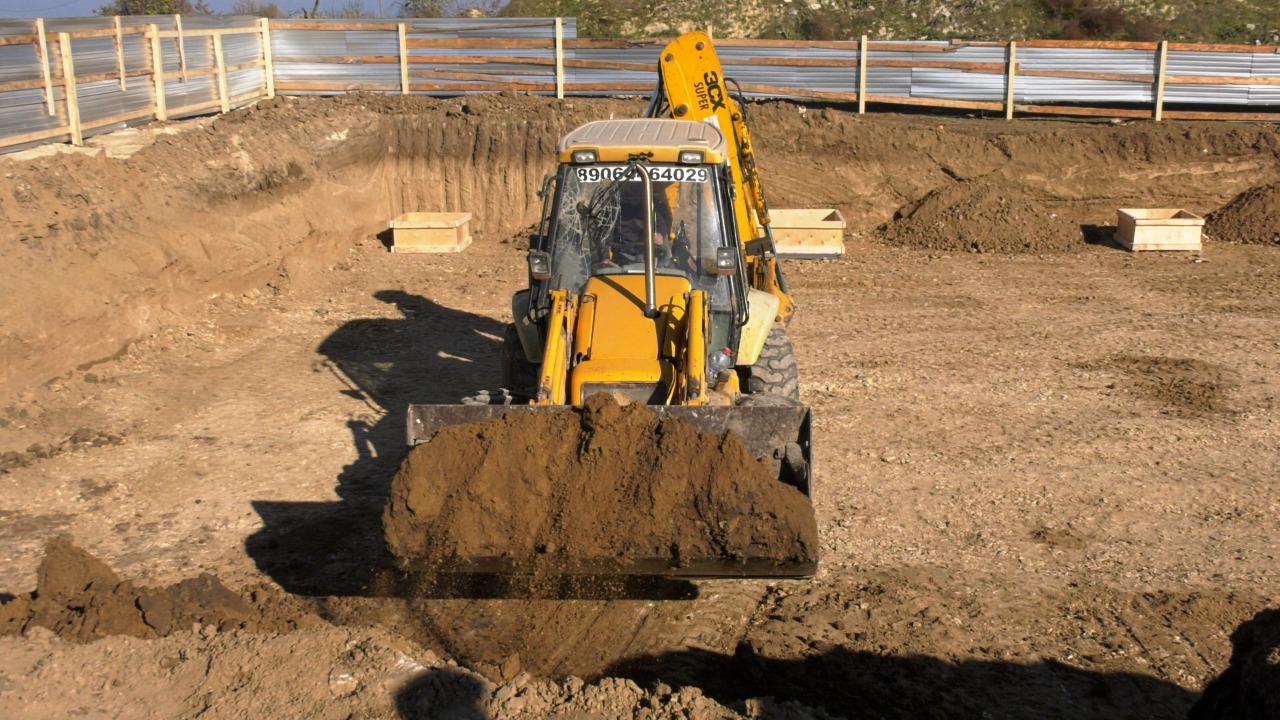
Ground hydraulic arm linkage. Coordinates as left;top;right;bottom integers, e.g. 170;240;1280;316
647;32;794;324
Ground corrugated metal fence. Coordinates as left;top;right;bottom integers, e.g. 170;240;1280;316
265;22;1280;123
0;14;267;150
2;16;1279;153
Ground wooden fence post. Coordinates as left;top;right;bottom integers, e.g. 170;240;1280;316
398;23;409;94
1153;40;1168;121
213;34;229;113
57;33;82;146
114;16;126;90
35;18;55;116
259;18;276;99
148;24;168;121
857;34;867;114
1005;41;1017;121
174;14;188;82
49;32;69;133
554;17;565;100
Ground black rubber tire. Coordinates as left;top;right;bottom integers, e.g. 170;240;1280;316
500;323;539;400
742;325;801;402
735;392;801;408
461;388;521;406
778;441;810;495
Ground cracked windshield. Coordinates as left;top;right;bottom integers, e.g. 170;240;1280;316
548;164;730;299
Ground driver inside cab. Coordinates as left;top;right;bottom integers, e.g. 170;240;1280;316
595;179;675;268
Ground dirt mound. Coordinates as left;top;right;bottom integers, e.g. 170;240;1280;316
1189;608;1280;720
1206;182;1280;246
878;180;1083;253
383;395;818;572
0;624;824;720
0;536;320;641
0;625;451;720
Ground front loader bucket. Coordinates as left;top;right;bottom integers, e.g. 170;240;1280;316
401;403;817;579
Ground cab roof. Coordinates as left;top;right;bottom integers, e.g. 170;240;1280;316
557;119;728;164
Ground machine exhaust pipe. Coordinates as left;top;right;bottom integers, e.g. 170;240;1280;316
634;161;658;319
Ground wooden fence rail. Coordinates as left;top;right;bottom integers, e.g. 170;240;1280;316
2;17;1280;154
1;17;274;151
266;21;1280;123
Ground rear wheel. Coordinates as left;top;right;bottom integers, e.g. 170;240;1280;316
741;325;800;402
778;441;810;495
500;323;539;400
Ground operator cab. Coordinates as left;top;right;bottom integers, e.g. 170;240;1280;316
527;119;748;377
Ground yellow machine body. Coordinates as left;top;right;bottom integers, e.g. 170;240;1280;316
657;32;795;324
531;274;732;407
403;33;815;579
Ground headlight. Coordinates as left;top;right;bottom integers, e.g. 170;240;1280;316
679;150;704;164
715;247;738;275
571;149;598;164
528;251;551;280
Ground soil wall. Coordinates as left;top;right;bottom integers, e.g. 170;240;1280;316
3;94;1280;405
0;95;636;405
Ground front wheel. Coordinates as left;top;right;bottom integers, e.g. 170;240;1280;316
740;325;800;402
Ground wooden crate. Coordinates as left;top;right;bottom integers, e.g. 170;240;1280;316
1117;208;1203;251
769;209;846;259
390;212;473;253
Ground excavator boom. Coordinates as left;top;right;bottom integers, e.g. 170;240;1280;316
654;32;793;321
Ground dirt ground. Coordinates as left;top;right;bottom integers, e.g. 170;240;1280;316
0;94;1278;719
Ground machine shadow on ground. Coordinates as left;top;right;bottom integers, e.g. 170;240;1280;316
389;642;1202;719
599;643;1199;720
245;289;697;602
1081;223;1127;250
1185;606;1279;720
396;667;490;720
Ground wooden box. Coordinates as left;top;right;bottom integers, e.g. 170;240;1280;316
769;208;846;259
390;212;473;253
1116;209;1203;252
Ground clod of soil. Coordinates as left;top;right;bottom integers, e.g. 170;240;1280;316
0;536;321;641
0;428;123;473
382;395;819;572
1188;608;1280;720
1077;355;1238;418
1205;181;1280;246
879;180;1082;253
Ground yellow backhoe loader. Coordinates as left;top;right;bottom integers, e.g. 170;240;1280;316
402;32;817;578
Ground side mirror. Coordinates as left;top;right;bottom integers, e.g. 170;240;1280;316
715;247;738;276
528;251;552;281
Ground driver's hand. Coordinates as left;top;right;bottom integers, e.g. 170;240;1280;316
654;233;673;264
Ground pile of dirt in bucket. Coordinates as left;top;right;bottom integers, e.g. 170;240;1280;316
0;536;320;641
382;395;819;573
878;179;1082;253
1205;182;1280;246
